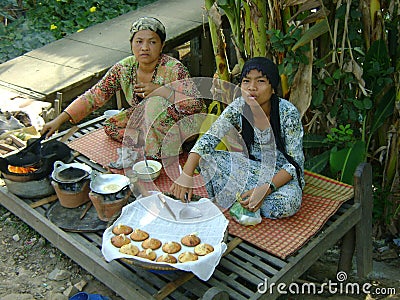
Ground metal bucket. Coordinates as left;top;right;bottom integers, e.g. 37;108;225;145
4;176;55;198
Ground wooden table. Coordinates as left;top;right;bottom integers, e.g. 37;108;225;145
0;116;373;300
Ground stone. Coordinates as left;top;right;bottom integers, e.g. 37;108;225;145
48;268;71;281
74;280;87;291
63;285;79;298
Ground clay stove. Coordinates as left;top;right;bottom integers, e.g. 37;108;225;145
51;161;92;208
89;187;131;222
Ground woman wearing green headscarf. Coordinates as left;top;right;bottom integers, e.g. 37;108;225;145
42;17;205;160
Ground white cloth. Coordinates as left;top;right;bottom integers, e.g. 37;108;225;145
101;193;228;281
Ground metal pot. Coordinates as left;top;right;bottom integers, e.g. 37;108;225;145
51;161;92;184
4;176;55;198
90;172;130;195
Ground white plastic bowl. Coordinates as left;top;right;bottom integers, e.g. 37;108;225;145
132;160;162;182
103;109;121;118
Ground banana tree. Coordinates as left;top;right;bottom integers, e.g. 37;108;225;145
202;0;267;148
204;0;267;84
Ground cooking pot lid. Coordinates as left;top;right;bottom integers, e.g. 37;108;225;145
51;161;92;184
90;174;130;194
54;167;89;183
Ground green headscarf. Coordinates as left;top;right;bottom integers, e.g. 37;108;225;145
129;17;166;43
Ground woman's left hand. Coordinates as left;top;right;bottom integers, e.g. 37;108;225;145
134;82;160;98
240;185;269;212
169;172;195;202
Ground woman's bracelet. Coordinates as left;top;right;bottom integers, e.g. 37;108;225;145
269;181;277;193
166;88;174;101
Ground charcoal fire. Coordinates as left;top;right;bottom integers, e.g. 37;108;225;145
8;165;38;174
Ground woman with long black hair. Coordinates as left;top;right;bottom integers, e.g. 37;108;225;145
170;57;305;219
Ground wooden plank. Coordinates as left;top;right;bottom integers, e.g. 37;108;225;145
0;187;154;300
354;163;373;277
228;248;278;277
338;227;356;274
153;271;195;300
218;258;263;283
178;279;210;298
0;143;18;152
0;81;46;100
206;277;249;300
212;268;254;297
127;266;188;297
81;232;103;246
236;241;287;269
251;204;361;300
153;237;242;299
59;126;79;142
29;194;58;208
8;134;26;147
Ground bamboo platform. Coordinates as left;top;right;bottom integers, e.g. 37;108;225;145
0;116;373;300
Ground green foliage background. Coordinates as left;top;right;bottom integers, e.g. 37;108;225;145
0;0;157;63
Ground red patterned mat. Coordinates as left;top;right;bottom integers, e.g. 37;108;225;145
225;171;354;259
67;128;208;197
67;128;354;259
68;128;119;169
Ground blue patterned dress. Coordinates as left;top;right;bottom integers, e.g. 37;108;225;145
191;97;305;219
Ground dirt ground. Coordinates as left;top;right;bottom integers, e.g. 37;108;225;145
0;203;399;300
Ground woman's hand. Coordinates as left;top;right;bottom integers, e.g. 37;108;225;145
169;152;201;202
40;112;70;138
169;171;194;202
240;184;269;212
134;82;161;98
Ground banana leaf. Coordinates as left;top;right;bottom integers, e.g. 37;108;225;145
330;141;366;184
292;19;329;51
303;133;327;148
289;44;313;117
370;86;395;136
304;150;330;173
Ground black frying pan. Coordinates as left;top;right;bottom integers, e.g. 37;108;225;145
6;132;47;167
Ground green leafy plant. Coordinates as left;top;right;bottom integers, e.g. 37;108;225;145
0;0;160;63
267;25;310;88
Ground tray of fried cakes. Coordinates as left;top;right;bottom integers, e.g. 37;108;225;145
101;192;228;281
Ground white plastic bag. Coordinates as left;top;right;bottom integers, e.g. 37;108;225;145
229;193;262;226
